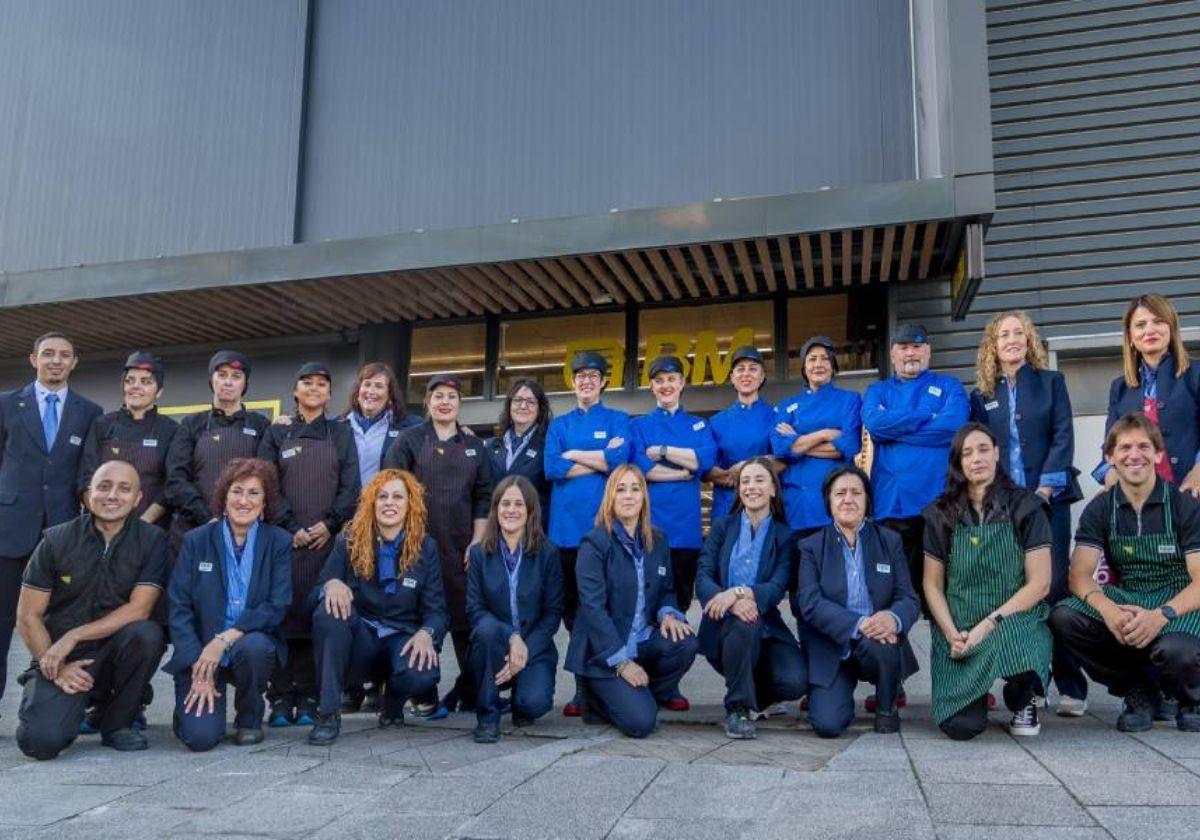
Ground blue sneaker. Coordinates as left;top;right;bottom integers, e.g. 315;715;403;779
268;700;296;728
295;699;318;727
79;710;101;735
426;704;451;721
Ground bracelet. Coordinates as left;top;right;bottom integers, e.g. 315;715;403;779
614;658;632;675
1082;588;1103;606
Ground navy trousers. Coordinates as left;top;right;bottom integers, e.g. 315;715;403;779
585;631;699;738
707;617;807;714
808;637;903;738
172;631;276;752
468;625;556;725
312;607;440;717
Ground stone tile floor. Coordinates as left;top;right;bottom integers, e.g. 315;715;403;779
0;619;1197;839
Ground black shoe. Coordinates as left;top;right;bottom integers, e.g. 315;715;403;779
341;687;366;713
1177;703;1200;732
723;709;756;740
1157;693;1180;722
234;727;264;746
268;700;295;728
79;707;102;735
362;685;382;713
307;712;341;745
874;709;901;734
1008;702;1041;737
378;705;405;728
1118;689;1156;733
295;698;318;727
102;728;148;752
473;719;501;744
512;713;534;728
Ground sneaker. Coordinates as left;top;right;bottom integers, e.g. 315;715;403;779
295;698;318;727
408;700;438;718
661;695;690;712
234;727;264;746
101;728;148;752
1177;703;1200;733
79;708;101;735
131;709;148;731
1117;689;1156;733
1009;702;1040;737
268;700;295;728
473;719;501;744
1056;696;1088;717
307;712;341;745
1156;693;1179;722
724;709;757;740
874;709;901;734
378;704;405;728
563;687;584;717
753;702;788;720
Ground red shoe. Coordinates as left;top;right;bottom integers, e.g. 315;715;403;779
864;692;908;713
987;692;997;710
562;702;583;717
663;697;690;712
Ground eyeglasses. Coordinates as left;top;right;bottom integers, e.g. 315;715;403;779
574;372;603;383
511;397;538;408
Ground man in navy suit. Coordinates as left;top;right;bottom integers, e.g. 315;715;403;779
0;333;102;704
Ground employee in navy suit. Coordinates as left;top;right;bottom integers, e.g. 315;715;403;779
466;475;563;743
165;458;292;751
696;457;806;740
0;332;102;703
565;465;699;738
970;310;1086;716
798;466;920;737
486;379;552;528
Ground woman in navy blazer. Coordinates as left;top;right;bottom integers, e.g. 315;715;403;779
165;458;293;752
466;475;563;743
485;380;552;531
565;464;699;738
797;466;920;738
969;310;1087;713
696;457;806;739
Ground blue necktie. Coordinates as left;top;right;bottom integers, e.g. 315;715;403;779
42;393;59;450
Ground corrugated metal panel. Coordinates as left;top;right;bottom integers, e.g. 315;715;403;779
0;0;305;274
299;0;915;243
897;0;1200;380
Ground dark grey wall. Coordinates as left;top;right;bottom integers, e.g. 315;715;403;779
0;0;306;275
897;0;1200;380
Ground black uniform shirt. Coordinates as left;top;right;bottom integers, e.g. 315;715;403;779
78;407;180;506
258;413;360;533
164;407;270;525
1074;478;1200;556
22;513;168;643
383;421;493;519
923;484;1052;563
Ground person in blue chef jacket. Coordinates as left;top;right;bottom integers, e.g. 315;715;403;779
771;336;863;539
543;350;631;716
970;310;1087;717
466;475;563;744
485;379;553;531
630;354;717;624
165;458;292;751
797;465;920;738
862;324;969;613
565;464;699;737
706;346;776;523
696;457;807;740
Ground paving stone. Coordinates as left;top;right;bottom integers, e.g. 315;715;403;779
362;773;521;816
923;782;1093;827
626;763;786;819
824;732;915;771
0;783;140;827
934;827;1112;840
455;794;624;840
442;736;602;781
287;760;418;791
759;794;934;840
183;787;371;836
906;738;1056;785
608;816;761;840
1128;728;1200;759
24;803;191;840
1054;768;1200;806
1090;806;1200;838
310;812;471;840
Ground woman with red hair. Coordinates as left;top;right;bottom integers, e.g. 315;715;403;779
307;469;447;745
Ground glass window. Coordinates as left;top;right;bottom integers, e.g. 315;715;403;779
637;300;774;387
497;312;625;395
787;293;881;378
407;322;487;402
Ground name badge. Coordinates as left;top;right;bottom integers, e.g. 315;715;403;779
282;448;297;459
142;438;158;447
465;448;477;457
692;420;705;431
657;565;667;577
387;430;399;438
927;385;942;397
876;563;891;574
786;403;798;413
242;427;258;437
1159;544;1177;555
593;430;608;440
69;435;82;446
402;577;418;589
526;449;538;458
984;401;999;411
198;562;213;572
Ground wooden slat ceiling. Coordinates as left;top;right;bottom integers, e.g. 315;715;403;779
0;220;954;357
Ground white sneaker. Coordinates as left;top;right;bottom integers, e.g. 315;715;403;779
752;703;788;720
1009;703;1041;737
1056;696;1087;717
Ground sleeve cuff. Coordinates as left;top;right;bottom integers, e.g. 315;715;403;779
605;648;629;667
887;610;903;635
1091;462;1111;483
851;616;863;640
657;607;686;624
1037;471;1068;489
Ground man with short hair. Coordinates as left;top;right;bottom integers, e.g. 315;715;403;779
861;324;969;612
1050;413;1200;733
14;461;167;759
0;332;103;703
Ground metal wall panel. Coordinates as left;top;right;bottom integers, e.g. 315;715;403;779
299;0;915;243
896;0;1200;379
0;0;306;274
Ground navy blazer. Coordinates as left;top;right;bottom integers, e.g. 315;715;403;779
796;523;920;689
0;384;102;558
164;520;293;674
565;524;679;678
466;539;563;663
485;428;551;523
970;365;1080;502
695;513;798;659
1101;353;1200;481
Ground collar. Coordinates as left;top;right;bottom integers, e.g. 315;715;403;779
734;396;760;410
85;511;132;549
655;404;681;417
119;405;158;422
892;369;932;386
211;405;247;420
574;400;603;415
34;381;68;403
1113;478;1165;509
804;381;833;395
833;520;866;548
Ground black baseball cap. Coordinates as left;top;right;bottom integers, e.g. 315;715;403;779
892;323;929;346
648;355;685;379
426;373;463;393
570;350;609;375
295;361;332;383
208;350;250;390
730;346;764;367
123;350;164;387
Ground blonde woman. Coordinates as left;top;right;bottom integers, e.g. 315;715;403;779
564;465;698;737
969;310;1085;715
308;470;446;745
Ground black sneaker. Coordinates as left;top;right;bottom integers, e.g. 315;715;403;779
102;728;148;752
234;727;264;746
378;703;405;728
307;712;341;745
1177;703;1200;733
268;700;295;728
1156;692;1180;722
724;709;756;740
1008;702;1040;737
340;686;366;713
874;708;901;734
1117;689;1156;733
473;719;501;744
79;707;102;735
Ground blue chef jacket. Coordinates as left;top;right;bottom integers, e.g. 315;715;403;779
630;406;717;550
770;384;862;531
544;402;632;549
707;398;775;522
861;369;969;520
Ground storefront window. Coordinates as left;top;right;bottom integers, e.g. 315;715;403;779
407;322;487;402
497;312;625;395
637;300;773;387
786;293;881;378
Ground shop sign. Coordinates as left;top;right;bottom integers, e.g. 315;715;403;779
561;327;757;389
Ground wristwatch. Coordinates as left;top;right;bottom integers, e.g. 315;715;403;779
1161;605;1178;621
734;585;747;599
989;613;1005;626
614;658;633;674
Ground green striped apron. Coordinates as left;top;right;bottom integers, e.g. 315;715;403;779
930;520;1052;724
1059;484;1200;638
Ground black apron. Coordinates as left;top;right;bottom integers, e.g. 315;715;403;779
99;433;167;524
414;432;482;634
276;431;340;638
169;417;260;552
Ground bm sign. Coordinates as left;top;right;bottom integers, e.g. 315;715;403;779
563;328;758;389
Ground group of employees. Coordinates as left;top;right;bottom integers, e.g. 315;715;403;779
5;291;1200;760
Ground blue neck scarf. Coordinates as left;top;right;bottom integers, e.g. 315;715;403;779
613;523;644;562
500;538;523;574
354;409;388;432
377;531;404;595
221;518;258;629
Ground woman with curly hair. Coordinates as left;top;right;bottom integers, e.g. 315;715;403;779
307;469;447;745
165;458;293;751
969;309;1086;715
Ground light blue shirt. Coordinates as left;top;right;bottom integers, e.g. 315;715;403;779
728;512;768;589
605;528;685;666
350;410;396;486
837;525;902;657
33;381;68;423
1004;375;1025;488
500;540;523;631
